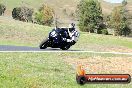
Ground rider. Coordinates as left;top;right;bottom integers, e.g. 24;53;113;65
65;23;79;44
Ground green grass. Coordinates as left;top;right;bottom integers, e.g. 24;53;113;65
72;32;132;51
0;16;132;52
0;17;52;47
0;52;131;88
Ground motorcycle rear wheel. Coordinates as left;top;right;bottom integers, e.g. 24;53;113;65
61;44;71;50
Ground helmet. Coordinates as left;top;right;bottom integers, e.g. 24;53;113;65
69;23;75;28
68;23;75;32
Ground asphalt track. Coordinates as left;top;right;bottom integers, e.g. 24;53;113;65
0;45;132;56
0;45;79;51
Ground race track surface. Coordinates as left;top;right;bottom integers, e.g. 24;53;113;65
0;45;78;51
0;45;132;56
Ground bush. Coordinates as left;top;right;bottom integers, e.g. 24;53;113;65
0;3;6;16
96;23;107;34
101;29;108;35
12;6;34;22
12;7;21;20
121;26;131;36
34;4;54;26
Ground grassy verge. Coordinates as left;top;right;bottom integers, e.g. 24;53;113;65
0;53;132;88
0;17;52;47
72;32;132;51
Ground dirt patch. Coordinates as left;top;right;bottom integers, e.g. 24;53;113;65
4;9;12;16
105;46;132;53
86;44;132;53
64;56;132;75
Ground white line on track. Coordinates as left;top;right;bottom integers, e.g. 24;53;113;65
0;51;132;55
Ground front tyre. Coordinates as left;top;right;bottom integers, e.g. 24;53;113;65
39;38;49;49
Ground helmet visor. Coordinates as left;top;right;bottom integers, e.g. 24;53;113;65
69;28;75;32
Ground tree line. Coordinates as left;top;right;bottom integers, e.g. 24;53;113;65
77;0;131;36
0;0;131;36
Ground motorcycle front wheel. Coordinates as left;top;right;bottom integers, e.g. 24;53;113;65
39;38;49;49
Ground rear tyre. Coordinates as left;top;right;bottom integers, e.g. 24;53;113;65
39;38;49;49
61;44;71;50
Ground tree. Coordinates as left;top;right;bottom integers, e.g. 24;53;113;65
110;6;131;36
34;4;54;26
122;0;127;6
77;0;103;33
12;7;34;22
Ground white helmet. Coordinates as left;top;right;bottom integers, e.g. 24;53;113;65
68;23;75;32
69;23;75;28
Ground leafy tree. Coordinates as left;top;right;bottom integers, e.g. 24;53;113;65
12;7;33;22
101;29;108;35
34;4;54;26
77;0;103;33
122;0;127;6
110;6;131;36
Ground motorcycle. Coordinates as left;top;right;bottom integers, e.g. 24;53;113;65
39;28;79;50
